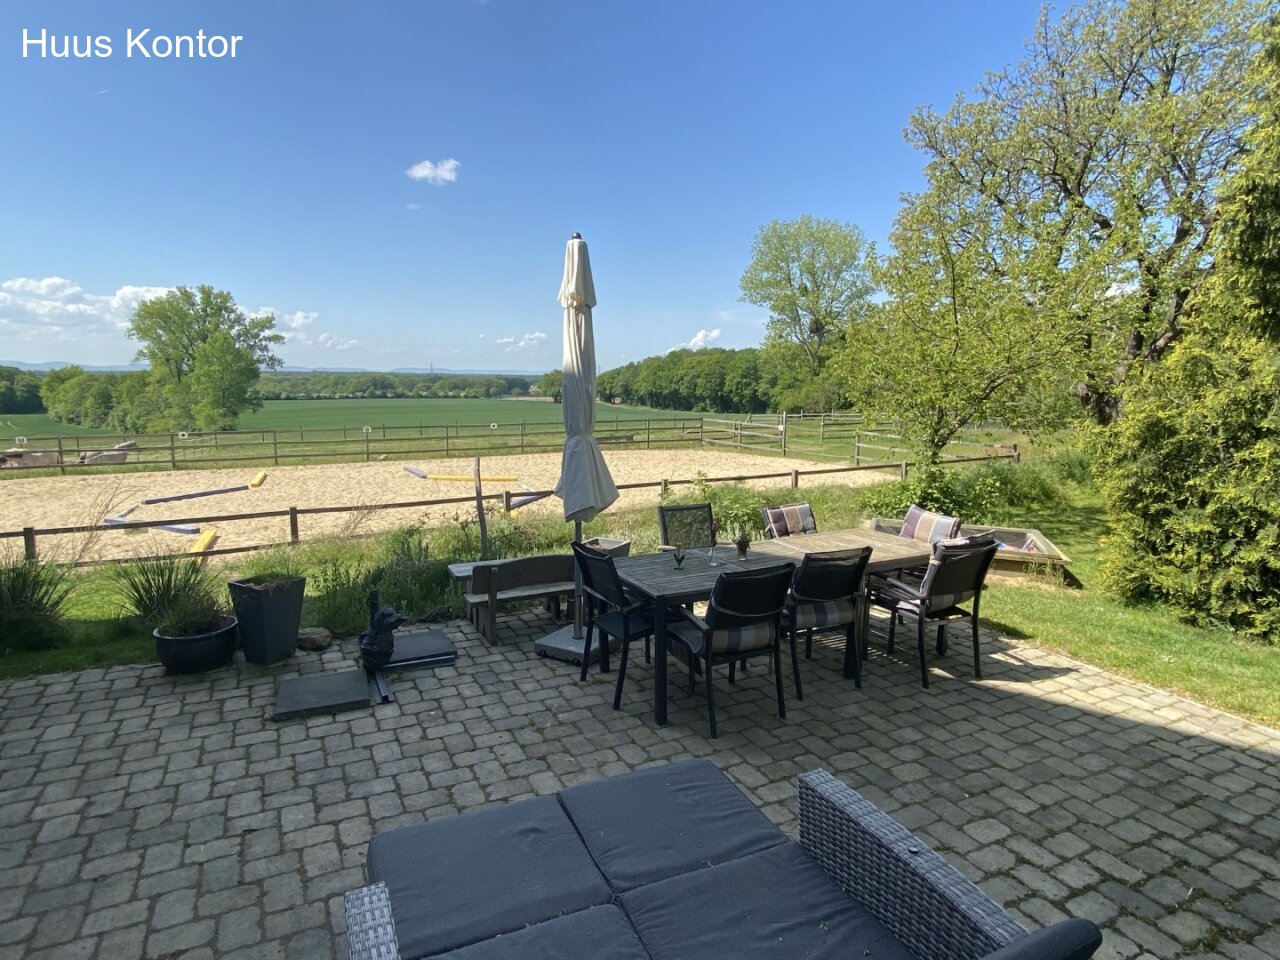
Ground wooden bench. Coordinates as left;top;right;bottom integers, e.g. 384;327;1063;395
463;554;576;643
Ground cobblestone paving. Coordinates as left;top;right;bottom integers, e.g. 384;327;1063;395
0;606;1277;960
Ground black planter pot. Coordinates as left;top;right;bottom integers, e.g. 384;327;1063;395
228;576;306;665
154;616;238;674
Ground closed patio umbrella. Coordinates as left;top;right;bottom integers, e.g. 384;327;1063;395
535;234;620;666
554;233;618;524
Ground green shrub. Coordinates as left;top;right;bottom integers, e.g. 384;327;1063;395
0;558;72;651
1092;334;1280;642
856;462;1070;526
664;474;767;540
309;556;369;637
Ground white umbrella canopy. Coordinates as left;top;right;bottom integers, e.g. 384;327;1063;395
554;234;619;524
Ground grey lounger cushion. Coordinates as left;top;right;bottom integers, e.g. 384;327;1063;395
620;841;918;960
557;758;787;892
367;796;610;959
430;904;650;960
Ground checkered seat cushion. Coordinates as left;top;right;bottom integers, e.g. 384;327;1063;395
763;503;817;539
900;504;961;543
669;617;776;655
783;597;856;631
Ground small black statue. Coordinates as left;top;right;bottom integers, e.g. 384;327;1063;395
359;602;406;673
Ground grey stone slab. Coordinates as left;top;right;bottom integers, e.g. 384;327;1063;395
271;672;369;721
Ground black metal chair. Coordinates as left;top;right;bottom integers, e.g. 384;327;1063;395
657;502;716;550
571;542;655;688
667;563;795;738
782;547;872;691
866;536;999;688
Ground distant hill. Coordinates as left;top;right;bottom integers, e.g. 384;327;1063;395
0;360;144;372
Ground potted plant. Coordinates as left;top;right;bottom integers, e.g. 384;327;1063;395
114;557;237;674
708;485;764;560
228;570;306;664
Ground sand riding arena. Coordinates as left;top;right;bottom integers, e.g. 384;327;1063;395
0;450;897;564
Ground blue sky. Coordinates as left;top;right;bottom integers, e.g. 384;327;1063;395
0;0;1046;373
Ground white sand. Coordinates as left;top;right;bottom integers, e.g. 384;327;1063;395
0;450;896;563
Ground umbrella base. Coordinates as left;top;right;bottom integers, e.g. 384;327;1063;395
534;624;619;668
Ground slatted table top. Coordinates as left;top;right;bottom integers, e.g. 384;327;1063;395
615;530;931;603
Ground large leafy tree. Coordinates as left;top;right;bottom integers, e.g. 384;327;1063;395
127;285;282;430
1093;20;1280;640
128;285;283;384
739;216;876;378
840;171;1084;462
909;0;1266;423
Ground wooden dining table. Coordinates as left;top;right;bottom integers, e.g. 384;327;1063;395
614;529;933;725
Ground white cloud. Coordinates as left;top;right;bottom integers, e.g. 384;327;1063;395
0;276;172;335
406;202;424;211
494;336;515;345
406;158;460;185
668;328;721;352
280;310;317;330
506;331;546;353
317;332;360;351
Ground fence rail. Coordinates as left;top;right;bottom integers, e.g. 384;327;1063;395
0;454;1016;566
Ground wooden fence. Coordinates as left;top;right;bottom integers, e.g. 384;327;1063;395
0;416;706;473
0;455;1018;566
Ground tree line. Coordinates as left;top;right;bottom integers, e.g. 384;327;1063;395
0;368;44;415
256;371;533;400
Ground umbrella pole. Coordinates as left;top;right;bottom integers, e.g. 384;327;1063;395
572;519;584;640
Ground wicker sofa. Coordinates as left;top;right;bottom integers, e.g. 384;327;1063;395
345;759;1101;960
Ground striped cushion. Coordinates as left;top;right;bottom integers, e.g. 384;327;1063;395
763;503;817;539
784;597;855;631
669;620;776;656
901;505;961;543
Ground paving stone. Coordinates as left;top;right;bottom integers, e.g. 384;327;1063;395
0;616;1276;960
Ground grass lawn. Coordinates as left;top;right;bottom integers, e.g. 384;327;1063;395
975;487;1280;728
2;469;1275;730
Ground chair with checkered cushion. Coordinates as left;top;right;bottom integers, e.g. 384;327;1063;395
667;563;795;738
866;536;999;688
761;502;818;539
900;504;962;543
782;546;873;693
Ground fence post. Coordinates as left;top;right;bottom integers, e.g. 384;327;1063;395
646;419;651;449
22;527;36;561
365;432;371;461
272;431;279;465
444;425;449;457
791;469;799;490
1012;443;1020;463
698;418;704;446
900;461;909;481
854;432;861;467
820;417;825;443
780;412;788;456
661;478;669;498
169;434;177;470
289;507;300;543
56;437;66;475
521;420;526;453
502;490;513;512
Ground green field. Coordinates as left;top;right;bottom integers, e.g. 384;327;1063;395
1;398;710;444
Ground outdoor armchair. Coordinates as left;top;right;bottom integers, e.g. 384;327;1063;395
667;563;795;738
866;535;999;688
571;541;655;689
870;503;962;544
762;501;818;538
657;502;716;550
782;545;872;690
